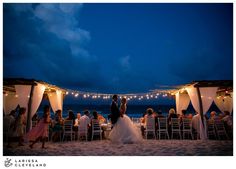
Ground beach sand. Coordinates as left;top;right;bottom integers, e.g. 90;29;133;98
3;139;233;156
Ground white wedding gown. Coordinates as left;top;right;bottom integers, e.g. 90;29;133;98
109;114;143;144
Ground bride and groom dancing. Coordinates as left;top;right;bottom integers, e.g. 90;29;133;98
108;95;142;143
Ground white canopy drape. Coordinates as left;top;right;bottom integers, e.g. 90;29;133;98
214;94;233;114
3;92;19;114
175;92;190;115
186;86;207;140
199;87;218;114
48;90;63;113
30;83;46;117
15;85;32;112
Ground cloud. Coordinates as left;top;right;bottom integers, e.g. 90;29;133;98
3;3;103;90
119;55;131;71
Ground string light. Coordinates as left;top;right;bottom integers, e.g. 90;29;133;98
66;91;69;95
5;93;8;96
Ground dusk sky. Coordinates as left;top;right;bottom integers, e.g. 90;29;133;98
3;3;233;95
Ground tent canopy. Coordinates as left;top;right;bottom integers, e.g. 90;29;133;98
3;78;66;132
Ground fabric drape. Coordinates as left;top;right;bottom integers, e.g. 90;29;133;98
15;85;32;112
30;83;46;117
199;87;218;114
3;92;19;114
214;94;233;114
48;90;63;113
186;86;207;140
175;92;190;115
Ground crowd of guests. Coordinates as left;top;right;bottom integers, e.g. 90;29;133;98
48;109;106;142
3;105;233;148
3;105;107;148
139;107;233;139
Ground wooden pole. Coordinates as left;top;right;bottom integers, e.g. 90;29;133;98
196;87;205;128
26;84;35;132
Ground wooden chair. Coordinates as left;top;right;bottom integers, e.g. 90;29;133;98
91;119;102;140
207;120;217;139
182;118;193;140
158;118;169;139
214;119;229;140
171;118;182;139
144;116;156;139
78;125;88;141
62;120;74;141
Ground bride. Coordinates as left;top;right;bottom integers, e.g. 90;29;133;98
109;97;143;143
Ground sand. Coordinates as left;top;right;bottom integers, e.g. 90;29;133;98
3;139;233;156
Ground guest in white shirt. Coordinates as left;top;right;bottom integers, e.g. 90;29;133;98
79;110;91;140
79;110;91;130
192;112;200;135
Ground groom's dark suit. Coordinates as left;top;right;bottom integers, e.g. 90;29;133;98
110;100;120;125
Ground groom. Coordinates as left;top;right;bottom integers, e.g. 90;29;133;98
109;94;120;125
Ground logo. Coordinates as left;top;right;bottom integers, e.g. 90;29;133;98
4;158;13;167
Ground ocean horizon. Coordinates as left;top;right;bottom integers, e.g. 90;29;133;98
37;104;190;119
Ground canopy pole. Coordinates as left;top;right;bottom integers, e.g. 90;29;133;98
26;84;35;132
196;87;205;128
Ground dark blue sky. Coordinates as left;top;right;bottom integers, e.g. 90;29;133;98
3;3;233;94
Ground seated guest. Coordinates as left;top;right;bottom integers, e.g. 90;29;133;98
222;111;233;138
180;110;188;120
167;108;177;135
218;113;225;120
167;108;178;125
141;108;155;137
140;112;147;124
179;110;188;129
14;107;27;146
209;111;217;122
156;109;164;118
188;114;193;119
4;110;16;148
191;112;201;138
51;109;64;142
79;110;91;130
79;110;91;140
66;110;77;131
98;113;106;124
92;111;98;120
74;112;81;127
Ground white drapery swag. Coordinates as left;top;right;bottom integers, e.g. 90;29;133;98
30;83;46;117
175;92;190;115
3;92;19;114
186;86;207;140
15;85;32;112
200;87;218;114
48;90;63;113
214;94;233;114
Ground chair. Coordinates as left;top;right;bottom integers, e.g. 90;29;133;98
62;120;74;141
182;118;193;140
144;116;156;139
91;119;102;140
158;118;169;139
214;119;229;140
171;118;181;139
78;125;88;141
207;120;217;139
